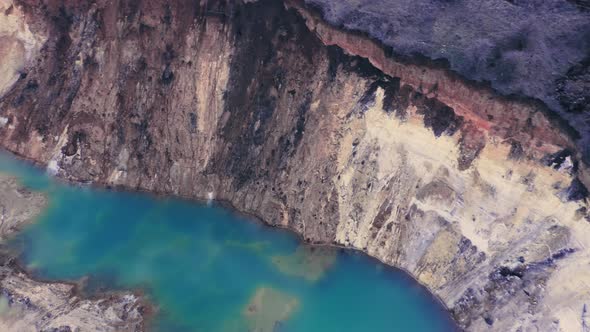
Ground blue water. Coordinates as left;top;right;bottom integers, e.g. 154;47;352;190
0;152;457;331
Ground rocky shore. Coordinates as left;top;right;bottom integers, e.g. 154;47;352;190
1;0;589;331
0;173;148;332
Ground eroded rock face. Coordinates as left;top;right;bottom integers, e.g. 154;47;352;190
0;0;45;98
0;0;589;331
0;174;148;332
303;0;590;160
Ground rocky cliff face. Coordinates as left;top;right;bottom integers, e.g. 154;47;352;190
303;0;590;160
1;0;589;330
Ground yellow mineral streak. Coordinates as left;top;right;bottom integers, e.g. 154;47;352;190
333;87;590;330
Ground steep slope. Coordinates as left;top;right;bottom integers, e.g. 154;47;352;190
304;0;590;161
0;0;589;330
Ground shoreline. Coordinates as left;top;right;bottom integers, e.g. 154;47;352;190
0;0;587;329
0;245;157;324
0;163;156;332
1;147;460;331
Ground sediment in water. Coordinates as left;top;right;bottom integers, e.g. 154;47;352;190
0;0;589;330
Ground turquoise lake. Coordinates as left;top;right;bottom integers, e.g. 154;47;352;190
0;152;457;331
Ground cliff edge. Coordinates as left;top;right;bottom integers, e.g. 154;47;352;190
304;0;590;161
0;0;589;330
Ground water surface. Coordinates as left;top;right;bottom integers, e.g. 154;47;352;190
0;152;457;331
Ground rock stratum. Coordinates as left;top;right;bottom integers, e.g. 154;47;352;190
0;173;148;332
304;0;590;160
0;0;589;330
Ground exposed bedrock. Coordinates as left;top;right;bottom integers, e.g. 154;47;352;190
0;0;589;331
303;0;590;161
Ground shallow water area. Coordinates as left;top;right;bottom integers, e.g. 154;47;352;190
0;151;457;331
